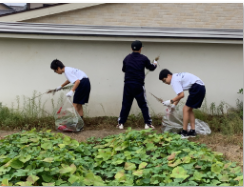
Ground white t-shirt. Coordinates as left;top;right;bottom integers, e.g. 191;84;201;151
64;67;88;84
171;72;204;95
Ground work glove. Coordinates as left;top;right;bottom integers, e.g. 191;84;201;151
153;60;157;65
66;90;74;97
162;100;171;106
56;86;62;91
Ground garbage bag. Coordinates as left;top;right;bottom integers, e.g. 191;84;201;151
162;107;211;135
54;97;84;132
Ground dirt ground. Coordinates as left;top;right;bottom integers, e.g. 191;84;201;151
0;126;243;167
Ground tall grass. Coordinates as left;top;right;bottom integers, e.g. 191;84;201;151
0;89;243;136
0;91;64;131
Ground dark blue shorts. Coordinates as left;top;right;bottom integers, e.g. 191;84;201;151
186;83;206;109
73;78;91;105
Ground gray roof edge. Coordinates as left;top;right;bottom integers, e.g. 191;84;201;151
0;21;242;39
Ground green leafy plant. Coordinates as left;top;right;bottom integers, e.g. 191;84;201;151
0;128;242;186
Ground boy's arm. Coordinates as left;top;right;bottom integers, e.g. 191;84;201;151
172;92;184;103
122;59;126;72
71;80;80;92
145;57;157;71
61;80;70;88
162;92;184;106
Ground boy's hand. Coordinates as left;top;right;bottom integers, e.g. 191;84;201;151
66;90;74;97
56;86;62;91
162;100;171;106
153;60;157;65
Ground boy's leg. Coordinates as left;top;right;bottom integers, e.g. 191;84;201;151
118;84;134;125
183;105;192;130
73;103;83;117
189;109;195;130
135;86;152;126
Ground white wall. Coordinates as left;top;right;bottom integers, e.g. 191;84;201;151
0;38;242;117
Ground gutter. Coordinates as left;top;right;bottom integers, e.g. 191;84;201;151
0;22;242;43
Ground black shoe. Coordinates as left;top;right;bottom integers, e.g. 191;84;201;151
178;130;189;139
187;129;197;137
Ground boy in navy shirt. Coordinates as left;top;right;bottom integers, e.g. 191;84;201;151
117;40;157;129
159;69;206;139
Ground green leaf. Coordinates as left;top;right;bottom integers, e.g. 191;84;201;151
112;159;124;165
16;181;33;186
124;162;136;170
68;175;80;184
42;157;54;163
218;174;229;182
234;175;243;186
9;159;24;169
115;170;126;181
55;179;66;186
70;140;79;148
170;166;189;180
133;170;143;177
193;170;203;180
58;144;66;148
27;175;39;184
211;162;223;174
168;159;182;167
59;164;76;174
1;178;13;186
139;162;148;169
19;155;31;163
42;182;55;186
182;156;191;163
210;179;221;185
41;172;53;182
41;142;53;150
83;172;95;185
219;183;230;186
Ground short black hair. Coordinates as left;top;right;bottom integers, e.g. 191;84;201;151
50;59;65;70
159;69;172;80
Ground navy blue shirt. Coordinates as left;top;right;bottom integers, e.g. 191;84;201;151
122;52;157;85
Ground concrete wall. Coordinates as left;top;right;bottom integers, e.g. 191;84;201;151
23;3;243;29
0;38;242;117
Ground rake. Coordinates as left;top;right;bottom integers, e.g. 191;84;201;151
150;92;163;103
29;85;73;100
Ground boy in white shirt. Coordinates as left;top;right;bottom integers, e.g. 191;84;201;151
50;59;91;121
159;69;206;139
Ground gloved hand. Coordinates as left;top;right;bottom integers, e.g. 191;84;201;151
56;86;62;91
162;100;171;106
66;90;74;97
153;60;157;65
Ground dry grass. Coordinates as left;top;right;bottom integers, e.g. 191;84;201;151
189;132;243;167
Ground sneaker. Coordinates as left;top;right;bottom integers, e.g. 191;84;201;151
145;124;155;129
116;124;124;129
187;129;197;137
178;130;189;139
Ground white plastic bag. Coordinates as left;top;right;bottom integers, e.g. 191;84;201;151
162;107;211;135
54;97;84;132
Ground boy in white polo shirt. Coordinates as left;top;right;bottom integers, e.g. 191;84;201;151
50;59;91;120
159;69;206;139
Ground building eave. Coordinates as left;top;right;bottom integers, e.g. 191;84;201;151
0;22;242;44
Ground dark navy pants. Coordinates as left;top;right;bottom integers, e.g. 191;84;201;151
118;83;152;125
